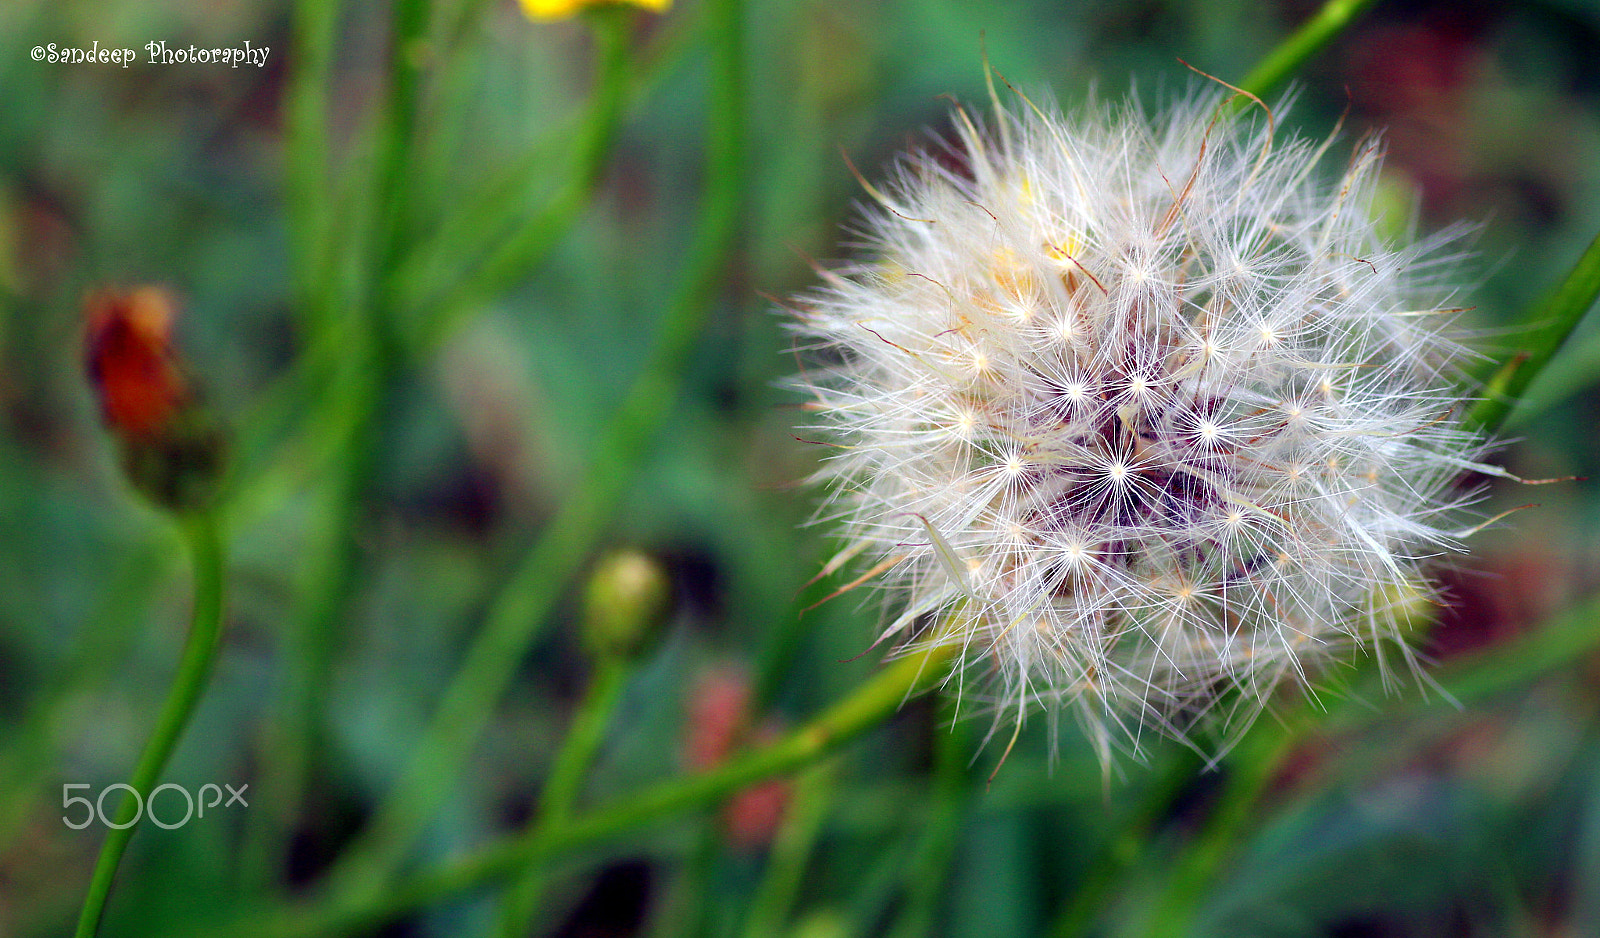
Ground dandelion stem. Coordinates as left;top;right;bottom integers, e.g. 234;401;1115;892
1234;0;1380;101
73;513;226;938
1140;717;1304;938
664;517;845;932
1048;748;1204;938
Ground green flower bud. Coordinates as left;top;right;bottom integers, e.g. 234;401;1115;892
580;549;673;661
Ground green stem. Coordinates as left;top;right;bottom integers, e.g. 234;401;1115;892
496;655;632;936
654;819;722;938
0;538;174;852
1468;226;1600;432
884;717;970;938
396;1;703;352
248;353;386;875
73;513;227;938
285;0;340;337
668;504;842;937
246;0;427;891
1235;0;1380;101
207;640;956;938
1140;719;1304;938
740;761;839;938
322;0;746;894
1050;752;1204;937
411;5;634;351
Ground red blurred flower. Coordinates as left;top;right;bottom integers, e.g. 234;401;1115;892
82;286;224;512
683;666;792;848
84;286;188;440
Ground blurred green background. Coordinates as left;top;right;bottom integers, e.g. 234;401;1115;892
3;0;1600;936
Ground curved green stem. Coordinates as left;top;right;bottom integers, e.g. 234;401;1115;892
496;655;632;936
321;0;746;896
73;513;227;938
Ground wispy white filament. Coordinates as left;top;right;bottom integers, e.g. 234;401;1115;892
789;87;1494;764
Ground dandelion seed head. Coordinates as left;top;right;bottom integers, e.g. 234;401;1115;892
787;87;1495;765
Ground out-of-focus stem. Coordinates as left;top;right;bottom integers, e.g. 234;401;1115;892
496;656;632;936
883;717;971;938
1234;0;1380;101
246;0;427;892
414;6;634;350
286;0;340;338
1047;748;1204;938
1469;227;1600;432
1139;720;1304;938
204;639;957;938
740;761;839;938
73;514;227;938
320;0;746;897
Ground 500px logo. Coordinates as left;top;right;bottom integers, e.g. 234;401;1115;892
63;783;247;830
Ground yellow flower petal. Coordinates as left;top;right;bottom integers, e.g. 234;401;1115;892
518;0;670;22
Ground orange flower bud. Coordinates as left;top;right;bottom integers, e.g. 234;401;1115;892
83;287;225;513
85;287;188;439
